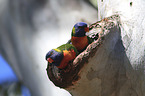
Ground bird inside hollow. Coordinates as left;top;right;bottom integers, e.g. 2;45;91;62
71;22;93;52
45;44;78;69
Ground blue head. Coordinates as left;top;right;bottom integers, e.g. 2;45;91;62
45;49;63;66
71;22;89;37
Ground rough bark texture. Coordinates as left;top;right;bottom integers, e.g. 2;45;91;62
47;15;128;96
47;1;145;94
66;0;145;95
97;0;145;96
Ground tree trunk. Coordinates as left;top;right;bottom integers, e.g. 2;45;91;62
47;0;145;96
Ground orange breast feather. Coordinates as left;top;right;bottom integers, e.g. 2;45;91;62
57;49;76;69
71;36;88;52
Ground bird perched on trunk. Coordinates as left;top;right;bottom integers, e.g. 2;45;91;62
45;44;78;69
71;22;93;52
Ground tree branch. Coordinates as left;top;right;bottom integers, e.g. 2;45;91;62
47;15;128;96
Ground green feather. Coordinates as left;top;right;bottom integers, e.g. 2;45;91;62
53;48;61;53
56;44;79;55
71;27;75;36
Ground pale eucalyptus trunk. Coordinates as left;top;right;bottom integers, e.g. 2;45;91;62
47;0;145;96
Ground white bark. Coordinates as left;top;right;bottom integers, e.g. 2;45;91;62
97;0;145;70
48;0;145;96
66;16;127;96
67;0;145;95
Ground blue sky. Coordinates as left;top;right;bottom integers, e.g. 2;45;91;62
0;54;31;96
0;55;18;84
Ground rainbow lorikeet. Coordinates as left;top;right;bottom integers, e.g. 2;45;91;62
45;44;78;69
71;22;93;52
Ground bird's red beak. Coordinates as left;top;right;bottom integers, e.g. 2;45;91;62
85;27;89;32
47;58;54;63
